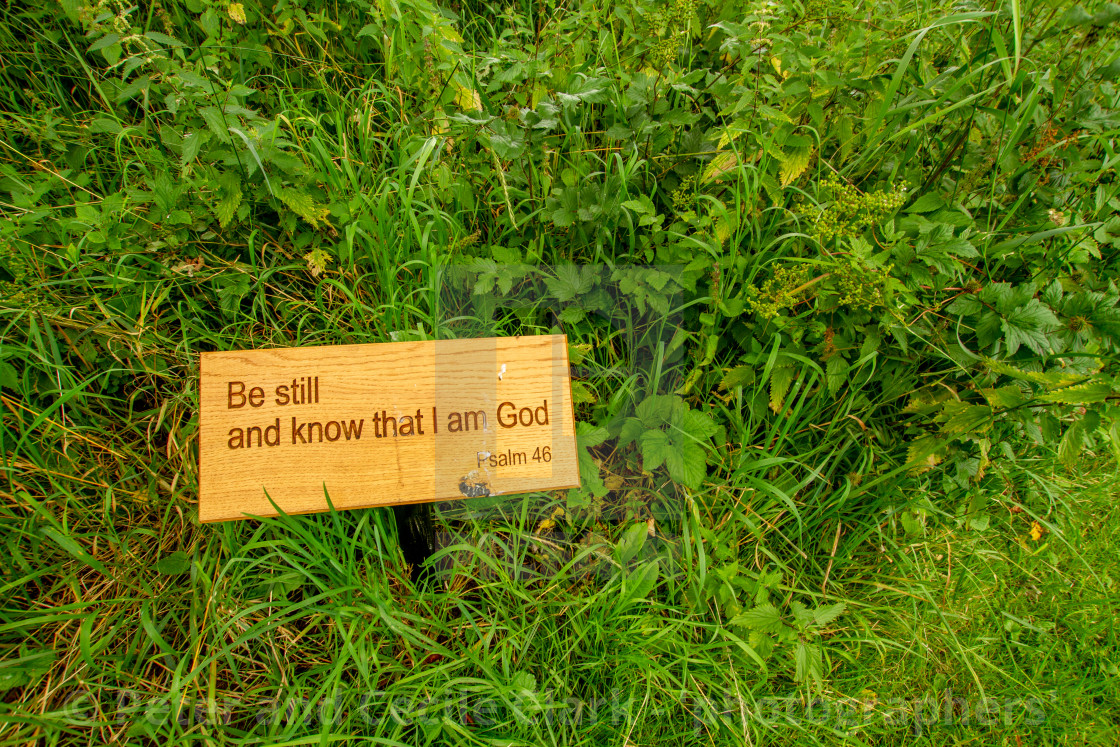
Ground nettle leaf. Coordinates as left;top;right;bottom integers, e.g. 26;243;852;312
573;422;609;500
180;131;209;168
198;106;232;143
981;385;1025;408
1038;380;1114;404
571;381;596;404
279;188;330;228
730;602;785;634
779;147;813;186
938;402;992;435
795;641;824;685
154;551;191;575
702;150;741;183
720;365;755;391
769;364;795;414
214;172;242;228
1058;420;1087;468
145;30;185;48
906;434;947;474
213;272;251;318
985;358;1082;387
88;33;120;53
812;602;846;626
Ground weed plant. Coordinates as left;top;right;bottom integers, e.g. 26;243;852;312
1;0;1119;743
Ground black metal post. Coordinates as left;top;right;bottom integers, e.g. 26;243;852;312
392;502;436;583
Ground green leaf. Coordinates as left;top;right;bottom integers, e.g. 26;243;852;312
198;106;231;143
730;602;785;634
180;131;207;167
812;602;846;626
572;422;610;498
1108;421;1120;468
984;358;1080;387
279;188;330;228
214;172;242;228
1001;299;1059;355
1038;380;1114;405
794;641;823;684
570;381;596;405
677;408;718;440
636;394;680;427
545;264;598;302
558;306;584;324
769;365;795;414
939;402;992;435
615;522;648;565
214;272;251;318
825;356;847;396
0;650;55;692
573;441;608;500
488;120;525;160
576;422;609;448
639;429;671;472
145;31;185;48
906;434;947;474
720;365;755;391
981;385;1025;408
89;117;122;135
614;560;659;614
779;147;813;186
0;360;18;389
154;551;191;575
663;440;707;490
617;417;644;448
905;192;946;213
1058;421;1086;469
88;33;120;53
1093;2;1120;25
1061;5;1093;25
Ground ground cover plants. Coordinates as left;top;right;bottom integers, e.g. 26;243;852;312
2;0;1120;743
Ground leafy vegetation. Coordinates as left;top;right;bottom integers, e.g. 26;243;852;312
2;0;1120;742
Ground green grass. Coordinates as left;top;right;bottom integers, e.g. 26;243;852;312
3;0;1120;743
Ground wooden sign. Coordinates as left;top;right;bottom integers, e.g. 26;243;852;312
198;335;580;522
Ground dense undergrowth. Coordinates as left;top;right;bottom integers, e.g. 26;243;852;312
2;0;1120;743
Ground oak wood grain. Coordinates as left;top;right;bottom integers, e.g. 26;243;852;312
198;335;579;522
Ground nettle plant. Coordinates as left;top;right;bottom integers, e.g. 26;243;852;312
618;394;720;491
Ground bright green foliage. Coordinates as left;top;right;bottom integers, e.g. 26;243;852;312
618;394;717;490
814;175;909;242
745;265;811;319
3;0;1120;741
